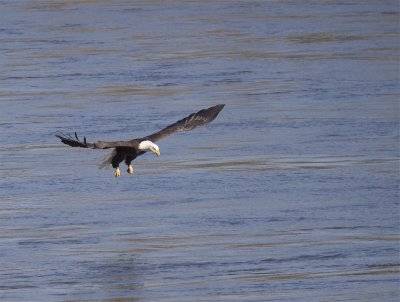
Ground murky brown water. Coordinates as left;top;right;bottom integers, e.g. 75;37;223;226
0;1;399;301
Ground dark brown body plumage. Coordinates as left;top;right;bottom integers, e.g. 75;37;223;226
112;145;143;168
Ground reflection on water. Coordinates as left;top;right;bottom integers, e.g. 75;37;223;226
0;0;399;301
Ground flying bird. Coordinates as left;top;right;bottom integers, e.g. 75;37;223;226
56;104;225;177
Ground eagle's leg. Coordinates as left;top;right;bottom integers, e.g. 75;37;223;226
111;150;125;177
125;155;136;175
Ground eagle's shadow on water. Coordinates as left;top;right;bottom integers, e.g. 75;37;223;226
73;253;146;296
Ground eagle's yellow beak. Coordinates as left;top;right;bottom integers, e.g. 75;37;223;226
150;146;160;156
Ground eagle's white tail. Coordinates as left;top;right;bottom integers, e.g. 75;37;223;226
99;149;116;169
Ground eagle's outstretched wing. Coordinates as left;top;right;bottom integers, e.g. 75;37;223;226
55;132;132;149
56;104;225;149
143;104;225;142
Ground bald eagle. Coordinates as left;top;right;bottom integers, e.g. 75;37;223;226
56;104;224;177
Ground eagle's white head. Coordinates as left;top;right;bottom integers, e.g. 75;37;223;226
139;140;160;156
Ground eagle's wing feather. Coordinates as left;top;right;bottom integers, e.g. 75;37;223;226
55;132;133;149
56;132;95;148
144;104;224;142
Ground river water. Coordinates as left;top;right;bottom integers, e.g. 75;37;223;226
0;1;399;301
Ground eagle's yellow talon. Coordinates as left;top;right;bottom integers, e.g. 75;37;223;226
114;167;121;177
127;165;134;174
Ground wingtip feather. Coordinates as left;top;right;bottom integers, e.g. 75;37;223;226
211;104;225;114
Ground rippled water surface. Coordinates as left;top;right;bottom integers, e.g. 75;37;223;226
0;1;399;301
